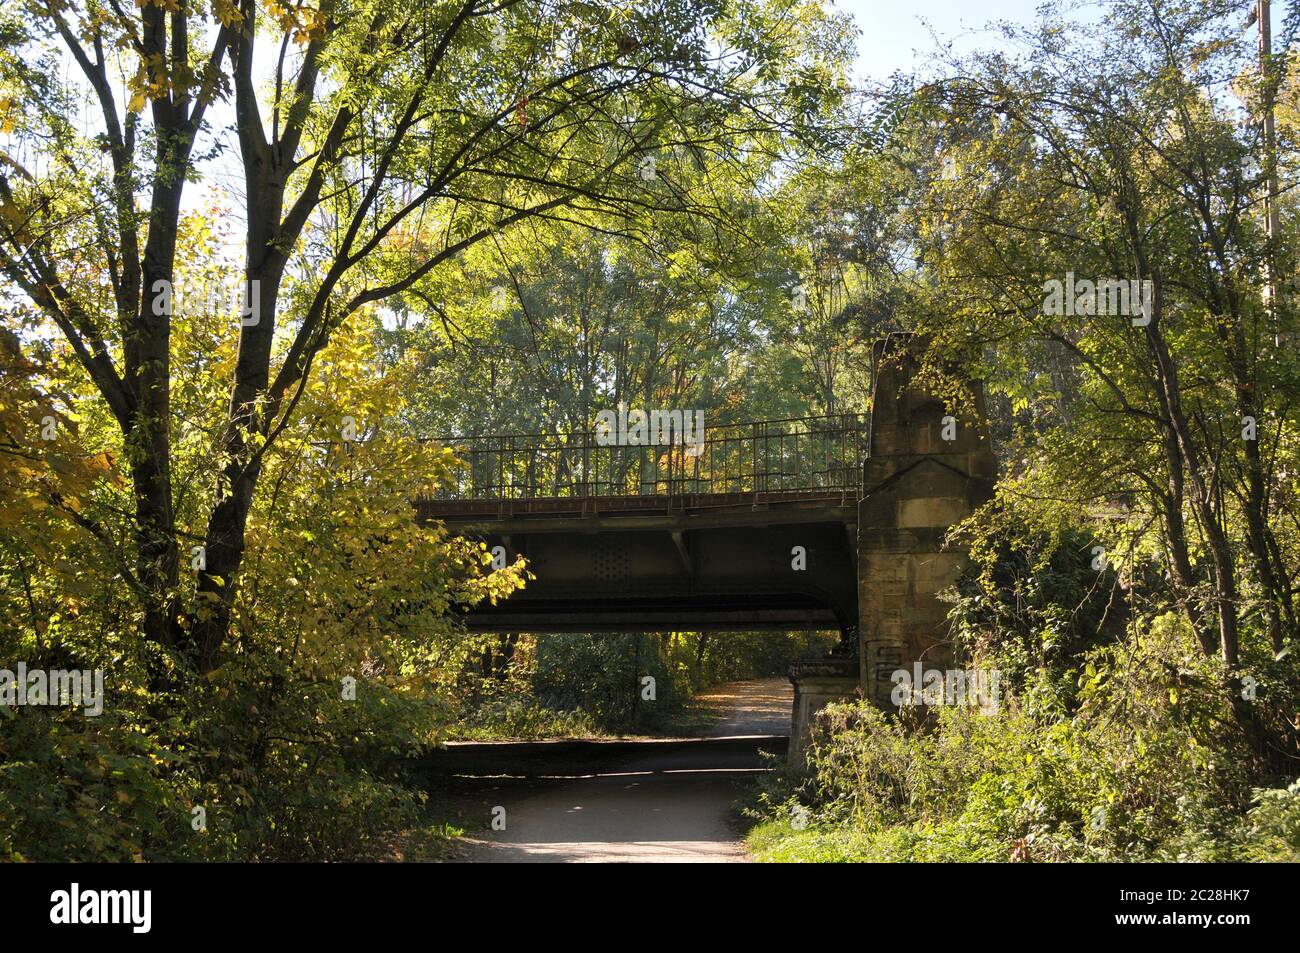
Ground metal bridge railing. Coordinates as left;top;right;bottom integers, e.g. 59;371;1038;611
424;413;867;501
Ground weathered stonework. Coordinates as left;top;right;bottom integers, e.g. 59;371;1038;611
789;334;996;762
786;656;859;767
858;334;996;706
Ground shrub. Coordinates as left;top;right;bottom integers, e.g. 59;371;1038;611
753;611;1287;863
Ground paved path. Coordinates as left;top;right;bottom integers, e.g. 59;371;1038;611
450;678;791;863
693;677;792;736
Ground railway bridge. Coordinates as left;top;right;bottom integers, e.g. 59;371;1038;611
418;336;997;759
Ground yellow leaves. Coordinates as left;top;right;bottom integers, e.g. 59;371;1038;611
126;53;172;114
95;452;126;488
0;97;16;135
212;0;245;28
293;7;328;45
265;1;328;46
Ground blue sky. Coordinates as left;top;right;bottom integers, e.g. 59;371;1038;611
833;0;1052;81
834;0;1280;82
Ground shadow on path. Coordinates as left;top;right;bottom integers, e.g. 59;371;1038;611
439;678;792;863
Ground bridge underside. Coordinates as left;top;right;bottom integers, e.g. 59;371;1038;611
419;494;859;636
419;336;998;763
460;593;840;632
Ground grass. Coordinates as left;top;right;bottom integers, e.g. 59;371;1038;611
745;818;883;862
366;784;491;862
359;816;467;862
745;816;1016;863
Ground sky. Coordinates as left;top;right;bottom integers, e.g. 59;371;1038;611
173;0;1280;234
835;0;1280;82
834;0;1054;81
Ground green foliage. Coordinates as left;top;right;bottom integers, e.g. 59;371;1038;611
0;662;441;862
949;514;1126;714
743;0;1300;865
532;634;692;733
5;0;1299;866
752;497;1299;862
751;606;1300;862
1234;781;1300;863
0;254;525;860
0;705;191;862
681;631;838;689
439;630;831;738
0;0;856;861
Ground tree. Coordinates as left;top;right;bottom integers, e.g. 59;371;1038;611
878;0;1297;723
0;0;850;674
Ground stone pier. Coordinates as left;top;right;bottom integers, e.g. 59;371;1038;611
788;334;996;764
786;654;859;767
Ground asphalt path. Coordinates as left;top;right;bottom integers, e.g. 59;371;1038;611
444;678;791;863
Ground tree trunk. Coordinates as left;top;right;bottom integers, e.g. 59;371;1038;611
1143;296;1240;667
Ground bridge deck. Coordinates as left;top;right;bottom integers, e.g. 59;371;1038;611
417;415;866;633
417;488;860;525
422;413;867;507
